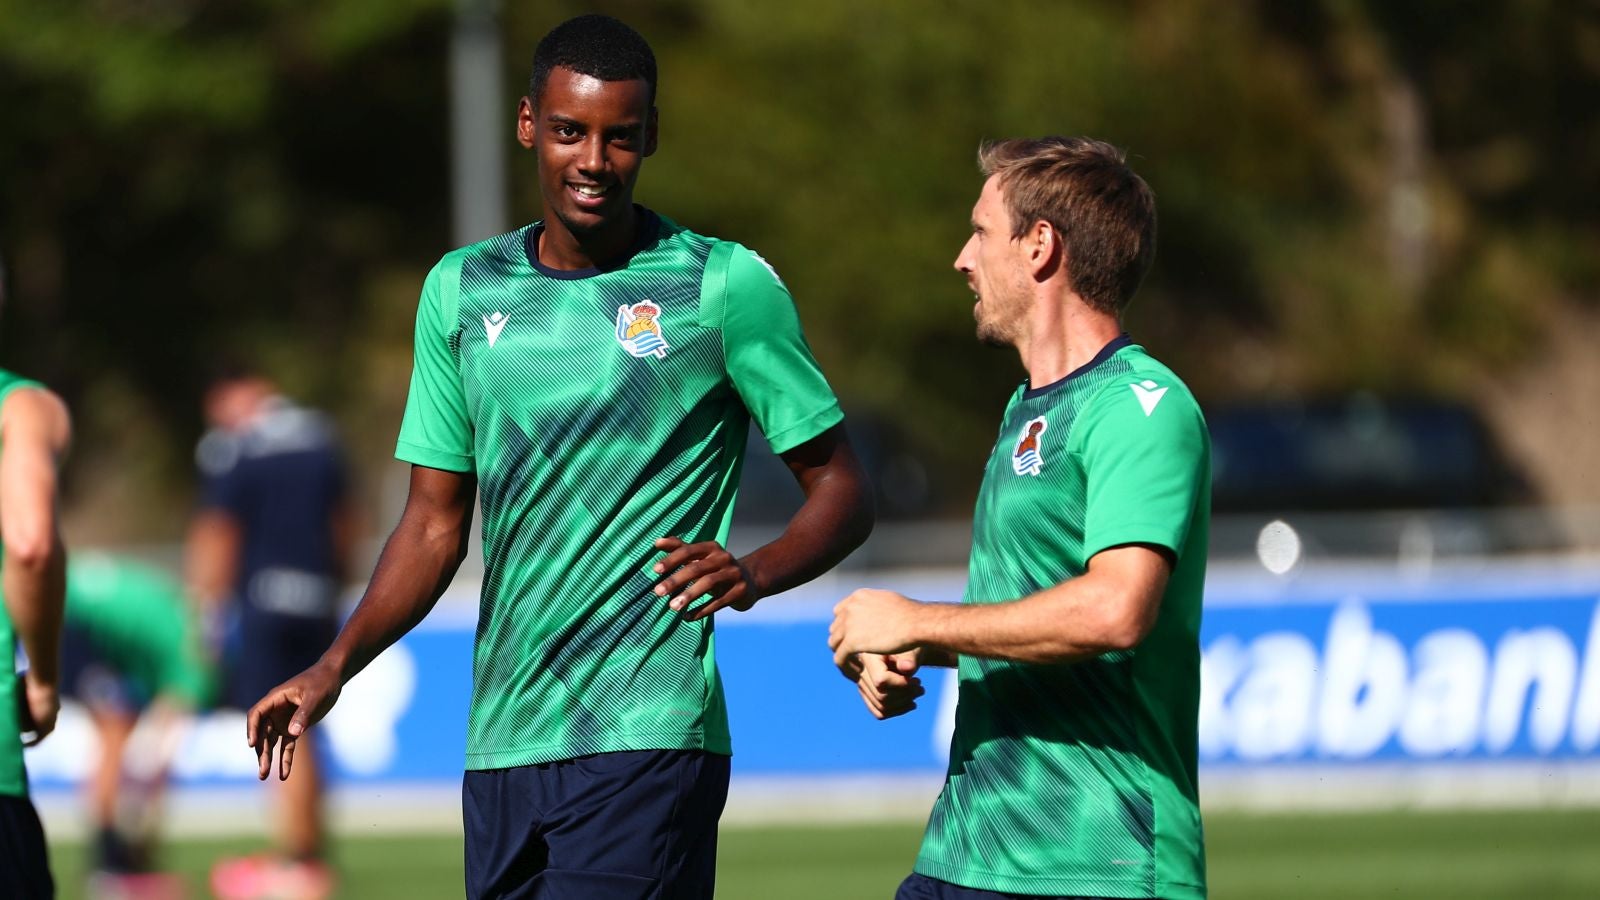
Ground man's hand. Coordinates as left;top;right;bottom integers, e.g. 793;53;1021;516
17;672;57;746
854;651;924;720
246;660;343;782
652;537;761;622
829;588;924;670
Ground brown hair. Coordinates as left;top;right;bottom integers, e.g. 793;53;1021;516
978;137;1157;316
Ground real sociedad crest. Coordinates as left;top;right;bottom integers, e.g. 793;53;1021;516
1012;416;1048;476
615;300;669;359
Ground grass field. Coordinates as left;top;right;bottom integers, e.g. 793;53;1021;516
48;808;1600;899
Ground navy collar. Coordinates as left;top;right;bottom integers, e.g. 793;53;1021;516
523;207;660;280
1021;334;1133;399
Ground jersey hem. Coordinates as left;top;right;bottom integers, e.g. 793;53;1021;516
394;440;474;473
762;403;843;455
914;858;1204;900
464;729;733;771
1084;526;1184;562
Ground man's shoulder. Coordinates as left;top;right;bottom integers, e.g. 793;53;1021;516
652;213;718;250
441;226;531;267
0;377;71;448
0;369;53;410
1072;345;1204;438
652;216;775;276
1098;345;1199;404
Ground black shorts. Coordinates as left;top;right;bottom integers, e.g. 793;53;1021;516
896;872;1109;900
0;793;54;898
462;749;730;900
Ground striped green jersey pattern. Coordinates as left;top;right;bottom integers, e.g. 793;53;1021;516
915;341;1210;899
0;368;46;797
396;212;842;770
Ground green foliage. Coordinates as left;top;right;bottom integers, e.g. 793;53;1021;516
0;0;1594;532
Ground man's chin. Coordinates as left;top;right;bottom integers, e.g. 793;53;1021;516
975;322;1013;349
555;207;609;235
565;199;643;236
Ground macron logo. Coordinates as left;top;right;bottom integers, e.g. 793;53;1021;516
1130;380;1168;416
484;312;509;348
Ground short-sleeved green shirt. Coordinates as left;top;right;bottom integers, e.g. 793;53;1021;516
0;369;47;798
397;211;843;769
64;554;214;709
915;338;1210;899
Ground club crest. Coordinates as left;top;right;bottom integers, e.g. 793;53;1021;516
615;301;669;359
1012;416;1048;476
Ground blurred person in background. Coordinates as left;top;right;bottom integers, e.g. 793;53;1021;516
186;368;353;900
830;137;1210;900
0;369;73;897
58;553;214;899
245;13;873;900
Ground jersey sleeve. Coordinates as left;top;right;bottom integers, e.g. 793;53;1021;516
716;244;843;454
197;462;245;516
395;258;475;472
1078;376;1209;562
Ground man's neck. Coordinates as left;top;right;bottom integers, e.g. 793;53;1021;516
538;206;640;271
1015;293;1123;387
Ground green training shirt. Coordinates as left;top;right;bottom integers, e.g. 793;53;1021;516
915;338;1210;899
397;211;843;770
0;369;47;798
65;555;214;709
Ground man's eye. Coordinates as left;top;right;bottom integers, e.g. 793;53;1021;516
553;125;579;139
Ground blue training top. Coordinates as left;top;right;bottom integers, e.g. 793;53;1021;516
196;397;348;621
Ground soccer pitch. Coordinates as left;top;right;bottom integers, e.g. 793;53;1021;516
48;808;1600;899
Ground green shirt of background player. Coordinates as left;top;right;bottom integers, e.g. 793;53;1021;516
247;13;873;898
831;138;1210;900
0;368;73;898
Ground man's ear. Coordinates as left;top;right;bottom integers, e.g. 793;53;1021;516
644;105;660;158
516;96;537;150
1027;220;1061;280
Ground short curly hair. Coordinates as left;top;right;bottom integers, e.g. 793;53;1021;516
529;14;657;108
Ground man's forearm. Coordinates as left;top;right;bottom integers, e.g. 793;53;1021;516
740;466;873;601
3;536;66;682
184;510;239;611
319;506;469;684
914;646;959;668
912;576;1143;666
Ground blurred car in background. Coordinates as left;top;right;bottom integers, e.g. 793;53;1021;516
1209;394;1535;513
1207;394;1564;561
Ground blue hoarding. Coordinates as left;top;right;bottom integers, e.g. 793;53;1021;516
24;565;1600;791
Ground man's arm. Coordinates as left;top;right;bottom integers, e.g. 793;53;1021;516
830;544;1171;669
651;424;874;621
0;387;71;745
184;509;240;625
247;464;475;781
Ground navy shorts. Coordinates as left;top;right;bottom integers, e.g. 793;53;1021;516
59;623;150;715
897;872;1106;900
221;610;337;710
0;793;54;898
462;749;729;900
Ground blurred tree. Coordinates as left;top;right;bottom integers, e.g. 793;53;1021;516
0;0;454;536
0;0;1594;536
